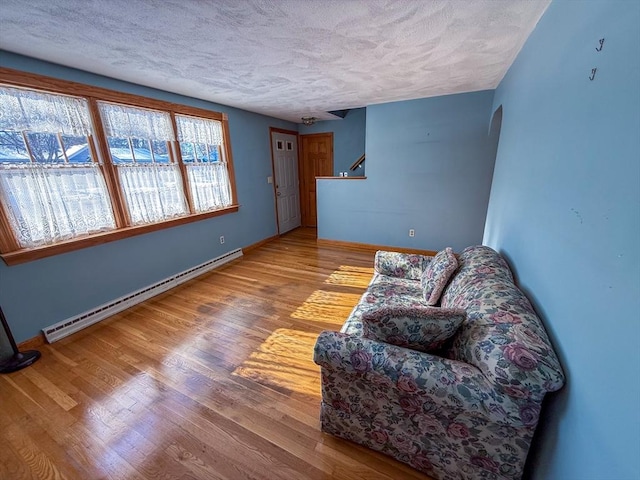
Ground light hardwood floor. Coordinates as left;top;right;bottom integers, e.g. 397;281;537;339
0;228;433;480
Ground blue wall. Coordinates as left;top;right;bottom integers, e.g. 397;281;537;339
0;51;296;343
298;107;366;176
317;91;498;252
483;1;640;479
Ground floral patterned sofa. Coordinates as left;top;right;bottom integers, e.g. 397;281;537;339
313;246;565;480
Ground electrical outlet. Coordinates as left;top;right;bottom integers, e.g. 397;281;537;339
409;229;415;237
220;235;225;244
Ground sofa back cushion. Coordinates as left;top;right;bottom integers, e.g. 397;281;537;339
374;251;432;280
420;247;458;305
441;246;565;400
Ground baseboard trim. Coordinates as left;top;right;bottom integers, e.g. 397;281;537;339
43;248;243;343
243;235;278;254
317;238;437;256
18;333;46;350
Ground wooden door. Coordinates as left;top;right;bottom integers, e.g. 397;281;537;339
270;130;301;234
300;133;333;227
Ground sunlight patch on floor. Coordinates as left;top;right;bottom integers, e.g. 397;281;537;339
82;369;161;447
324;265;374;289
232;328;321;397
290;289;361;324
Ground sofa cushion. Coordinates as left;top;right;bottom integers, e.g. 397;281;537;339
361;305;466;352
341;275;426;336
421;247;458;305
374;251;432;280
441;246;514;309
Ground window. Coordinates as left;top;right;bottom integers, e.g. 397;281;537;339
175;115;232;213
0;69;238;265
0;86;116;248
98;102;188;225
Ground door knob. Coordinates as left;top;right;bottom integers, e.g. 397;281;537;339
277;192;281;196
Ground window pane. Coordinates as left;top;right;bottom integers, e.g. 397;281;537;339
63;135;93;164
207;145;220;163
180;142;196;163
180;142;220;163
107;137;131;164
25;132;65;164
0;131;30;164
151;140;170;163
190;143;220;163
194;143;208;163
0;164;116;248
130;139;154;163
117;164;188;225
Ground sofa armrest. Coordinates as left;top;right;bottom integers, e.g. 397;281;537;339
314;330;519;422
374;250;432;280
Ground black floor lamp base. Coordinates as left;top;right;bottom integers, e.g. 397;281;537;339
0;350;41;373
0;305;42;374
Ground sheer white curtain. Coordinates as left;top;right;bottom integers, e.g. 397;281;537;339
0;87;116;248
176;115;232;213
186;163;231;212
0;86;91;135
98;103;174;140
0;165;116;248
98;102;188;224
175;115;223;145
117;164;187;225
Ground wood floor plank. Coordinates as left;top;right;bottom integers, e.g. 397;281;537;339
20;366;79;411
1;375;129;480
1;228;433;480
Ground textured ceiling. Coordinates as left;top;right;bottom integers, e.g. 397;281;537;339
0;0;550;123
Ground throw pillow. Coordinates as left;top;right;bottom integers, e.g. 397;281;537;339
421;247;458;305
361;305;466;353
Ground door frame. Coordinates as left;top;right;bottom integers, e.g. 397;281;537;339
269;127;301;235
299;132;334;227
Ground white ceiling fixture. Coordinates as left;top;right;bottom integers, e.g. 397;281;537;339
0;0;550;123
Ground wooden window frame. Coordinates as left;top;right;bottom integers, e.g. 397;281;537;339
0;67;239;266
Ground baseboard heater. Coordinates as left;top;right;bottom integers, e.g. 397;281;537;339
42;248;243;343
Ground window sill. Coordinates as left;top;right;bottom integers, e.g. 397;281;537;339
1;205;239;266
